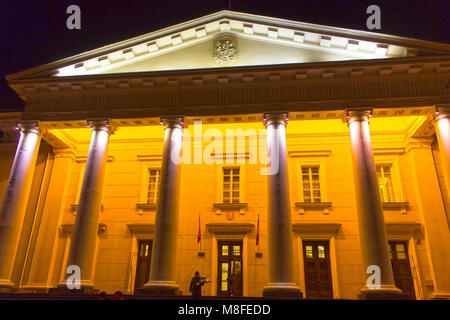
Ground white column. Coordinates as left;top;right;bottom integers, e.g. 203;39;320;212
434;106;450;209
348;110;403;299
0;121;41;292
58;120;111;291
143;117;183;295
262;113;302;298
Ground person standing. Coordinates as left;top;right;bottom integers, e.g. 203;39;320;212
190;271;209;299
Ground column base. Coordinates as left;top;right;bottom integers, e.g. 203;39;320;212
51;280;98;294
358;285;408;300
430;292;450;300
19;284;51;294
140;280;180;296
0;279;15;293
263;283;303;298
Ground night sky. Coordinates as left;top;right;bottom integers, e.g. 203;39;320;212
1;0;449;111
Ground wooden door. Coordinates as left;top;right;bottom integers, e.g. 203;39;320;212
217;241;243;296
303;240;333;299
389;241;416;299
134;240;152;292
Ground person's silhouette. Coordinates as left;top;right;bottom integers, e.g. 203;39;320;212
189;271;209;299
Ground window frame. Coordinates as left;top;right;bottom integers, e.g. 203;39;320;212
296;159;328;203
139;165;162;205
374;157;405;203
216;164;246;204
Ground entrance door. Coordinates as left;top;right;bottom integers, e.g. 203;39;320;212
303;240;333;299
217;241;243;297
388;241;416;299
134;240;152;292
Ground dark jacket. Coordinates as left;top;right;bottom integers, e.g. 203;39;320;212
189;275;204;297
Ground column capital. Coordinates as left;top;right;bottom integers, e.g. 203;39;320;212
160;116;184;129
263;112;289;128
16;120;40;135
435;105;450;121
86;119;114;134
346;109;372;124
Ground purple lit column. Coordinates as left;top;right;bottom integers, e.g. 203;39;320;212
262;113;302;298
0;121;41;292
143;117;183;295
348;110;403;299
58;120;111;291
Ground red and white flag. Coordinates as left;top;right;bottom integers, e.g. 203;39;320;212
197;214;201;244
256;214;260;248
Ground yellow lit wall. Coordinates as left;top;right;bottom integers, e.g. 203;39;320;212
0;115;446;299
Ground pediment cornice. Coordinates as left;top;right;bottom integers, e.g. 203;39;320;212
7;10;450;82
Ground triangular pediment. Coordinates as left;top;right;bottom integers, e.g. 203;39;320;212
7;10;450;80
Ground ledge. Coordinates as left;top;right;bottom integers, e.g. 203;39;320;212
206;223;254;234
213;202;248;215
295;202;332;215
289;150;331;157
385;222;423;239
382;202;409;214
60;223;107;236
71;203;104;214
136;203;157;212
126;223;155;235
136;155;162;161
292;223;342;237
75;155;115;162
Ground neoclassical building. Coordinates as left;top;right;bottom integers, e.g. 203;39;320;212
1;11;450;299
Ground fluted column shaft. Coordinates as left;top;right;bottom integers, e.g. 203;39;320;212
59;120;111;290
348;110;402;298
262;113;302;298
0;121;41;291
144;117;183;295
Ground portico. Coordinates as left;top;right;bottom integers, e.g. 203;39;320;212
1;10;450;299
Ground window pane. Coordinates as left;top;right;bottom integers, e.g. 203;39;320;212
396;244;406;259
222;245;228;256
301;166;321;203
376;165;395;202
147;168;161;204
233;245;241;256
318;245;325;258
305;245;313;258
221;263;229;291
233;261;241;273
223;167;240;203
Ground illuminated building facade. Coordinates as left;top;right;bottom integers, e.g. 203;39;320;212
1;11;450;299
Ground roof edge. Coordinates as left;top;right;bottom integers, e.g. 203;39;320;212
7;10;450;81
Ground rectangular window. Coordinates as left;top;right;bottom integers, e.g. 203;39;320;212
376;165;394;202
147;169;161;204
223;168;240;203
301;166;321;203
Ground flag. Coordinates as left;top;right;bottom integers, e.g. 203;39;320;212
256;214;260;247
197;214;201;244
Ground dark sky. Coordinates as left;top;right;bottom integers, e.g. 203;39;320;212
1;0;449;111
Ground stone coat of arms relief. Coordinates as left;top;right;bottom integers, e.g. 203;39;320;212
213;39;238;66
